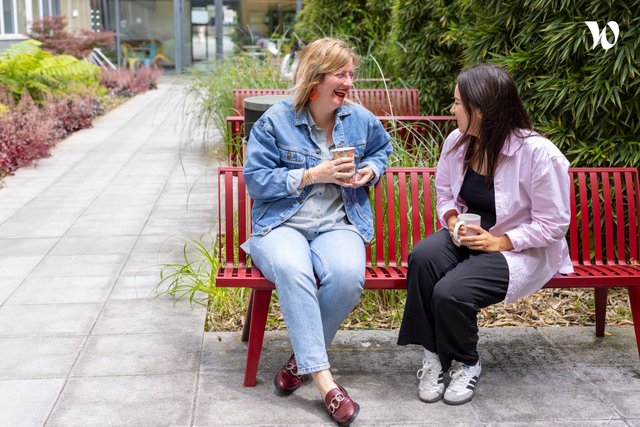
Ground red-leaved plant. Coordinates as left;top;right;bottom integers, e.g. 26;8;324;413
45;95;99;139
29;15;114;59
0;93;56;176
100;67;161;97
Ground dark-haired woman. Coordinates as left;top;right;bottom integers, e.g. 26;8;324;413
397;63;573;405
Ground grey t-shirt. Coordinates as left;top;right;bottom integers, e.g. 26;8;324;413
284;113;361;241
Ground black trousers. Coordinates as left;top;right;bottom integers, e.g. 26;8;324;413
397;229;510;371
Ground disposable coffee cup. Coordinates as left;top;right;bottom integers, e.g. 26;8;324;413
330;146;355;159
330;147;356;180
452;213;481;246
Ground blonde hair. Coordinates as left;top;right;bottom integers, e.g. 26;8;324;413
291;37;360;112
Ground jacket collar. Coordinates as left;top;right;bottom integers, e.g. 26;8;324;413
451;129;533;158
294;103;353;127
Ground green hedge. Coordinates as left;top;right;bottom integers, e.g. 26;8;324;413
295;0;640;167
461;0;640;167
293;0;393;79
386;0;466;115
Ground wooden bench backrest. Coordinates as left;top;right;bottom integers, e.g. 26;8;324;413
568;168;640;266
217;167;640;269
232;88;421;116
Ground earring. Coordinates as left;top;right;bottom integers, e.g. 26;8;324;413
309;85;318;102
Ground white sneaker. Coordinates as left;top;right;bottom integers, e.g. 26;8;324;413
417;358;445;403
443;360;481;405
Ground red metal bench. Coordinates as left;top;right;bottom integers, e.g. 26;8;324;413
216;166;640;386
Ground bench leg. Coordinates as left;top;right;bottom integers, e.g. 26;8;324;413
244;289;272;387
241;290;254;342
628;286;640;358
595;288;608;337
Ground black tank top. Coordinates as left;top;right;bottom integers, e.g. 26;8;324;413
458;168;497;230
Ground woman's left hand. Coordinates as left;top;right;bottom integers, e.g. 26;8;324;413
459;225;514;252
350;167;374;188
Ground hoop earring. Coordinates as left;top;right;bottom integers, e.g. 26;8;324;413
308;86;319;102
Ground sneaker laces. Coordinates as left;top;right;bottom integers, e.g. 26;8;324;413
448;364;476;393
416;359;441;389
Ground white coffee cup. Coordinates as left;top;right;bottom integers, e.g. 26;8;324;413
452;213;481;246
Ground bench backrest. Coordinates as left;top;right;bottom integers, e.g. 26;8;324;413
225;115;457;167
217;167;640;269
568;168;640;266
232;88;421;116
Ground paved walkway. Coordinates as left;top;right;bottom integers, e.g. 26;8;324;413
0;78;639;426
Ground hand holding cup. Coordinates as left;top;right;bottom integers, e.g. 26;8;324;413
330;147;356;183
452;213;481;246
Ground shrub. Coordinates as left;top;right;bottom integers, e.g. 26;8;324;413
0;39;102;103
294;0;393;56
29;15;115;59
46;95;97;138
0;93;56;176
292;0;394;82
100;67;161;98
385;0;467;115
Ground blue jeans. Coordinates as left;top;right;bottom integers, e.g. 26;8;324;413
249;226;366;374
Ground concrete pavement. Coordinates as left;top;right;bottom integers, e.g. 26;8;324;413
0;77;639;426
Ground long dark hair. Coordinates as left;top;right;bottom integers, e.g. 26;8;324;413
450;63;532;181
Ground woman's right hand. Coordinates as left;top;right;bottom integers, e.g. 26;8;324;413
310;157;356;186
445;212;462;246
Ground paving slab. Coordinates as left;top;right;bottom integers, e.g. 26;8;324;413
47;374;196;427
92;299;205;335
0;336;85;379
0;303;102;336
0;277;22;304
49;235;139;256
71;333;202;377
109;272;168;300
5;276;114;305
0;378;66;427
28;254;128;278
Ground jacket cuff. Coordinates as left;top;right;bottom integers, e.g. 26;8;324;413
287;168;304;195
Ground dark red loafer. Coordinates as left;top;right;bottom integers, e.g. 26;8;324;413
323;384;359;427
274;354;307;394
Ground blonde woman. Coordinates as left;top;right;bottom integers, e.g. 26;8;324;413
243;37;391;425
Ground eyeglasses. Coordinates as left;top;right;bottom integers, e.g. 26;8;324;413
334;71;358;81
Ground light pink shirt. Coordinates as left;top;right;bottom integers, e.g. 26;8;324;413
436;129;574;303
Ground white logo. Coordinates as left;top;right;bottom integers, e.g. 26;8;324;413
585;21;620;50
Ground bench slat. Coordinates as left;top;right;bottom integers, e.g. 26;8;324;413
625;171;639;261
590;172;603;264
602;171;615;263
579;172;590;263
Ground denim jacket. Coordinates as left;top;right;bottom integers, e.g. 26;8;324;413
243;99;392;243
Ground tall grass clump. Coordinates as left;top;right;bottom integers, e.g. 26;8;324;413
184;55;288;154
156;239;249;330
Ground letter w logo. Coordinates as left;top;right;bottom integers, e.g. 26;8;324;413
585;21;620;50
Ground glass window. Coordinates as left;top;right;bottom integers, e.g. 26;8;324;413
2;0;16;33
17;0;26;33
